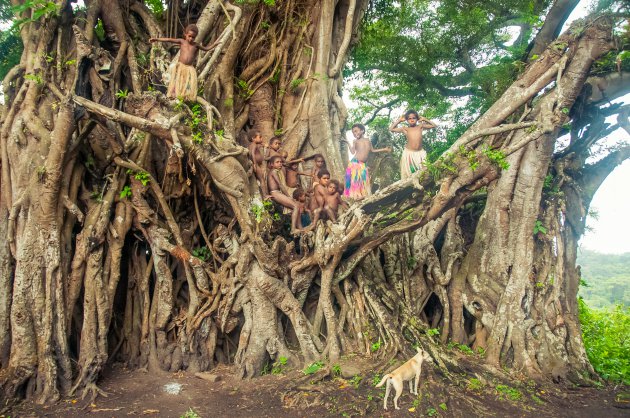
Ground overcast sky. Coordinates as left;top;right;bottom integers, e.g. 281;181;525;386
566;1;630;254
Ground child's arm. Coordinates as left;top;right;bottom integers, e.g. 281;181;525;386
420;116;437;129
198;39;221;52
389;115;406;133
149;37;182;44
372;146;392;153
345;139;356;154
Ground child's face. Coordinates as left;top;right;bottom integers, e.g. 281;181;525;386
253;134;263;144
272;158;283;169
327;184;337;194
290;163;298;170
319;174;330;186
315;158;324;167
297;194;306;203
270;140;281;151
406;115;418;126
352;127;365;139
185;31;196;42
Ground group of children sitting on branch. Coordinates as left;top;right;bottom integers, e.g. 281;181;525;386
152;23;438;234
248;132;348;234
246;109;436;235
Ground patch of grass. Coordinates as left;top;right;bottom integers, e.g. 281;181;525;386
466;378;484;391
496;384;522;401
303;361;324;375
427;328;440;337
115;89;129;99
457;344;474;355
180;408;200;418
349;375;362;388
332;364;341;377
271;356;288;375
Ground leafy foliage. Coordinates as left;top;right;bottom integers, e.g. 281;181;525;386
0;29;22;83
192;246;212;262
145;0;165;19
11;0;59;29
119;186;132;199
495;384;522;401
347;0;551;130
271;356;288;374
578;250;630;307
303;361;324;375
579;299;630;385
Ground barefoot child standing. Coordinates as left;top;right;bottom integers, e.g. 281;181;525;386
389;110;437;179
343;123;391;199
150;24;218;101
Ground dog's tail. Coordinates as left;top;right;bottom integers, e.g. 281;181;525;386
375;374;391;388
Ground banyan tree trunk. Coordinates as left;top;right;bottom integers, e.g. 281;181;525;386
0;0;624;408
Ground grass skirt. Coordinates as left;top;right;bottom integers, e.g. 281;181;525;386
167;62;198;101
400;148;427;179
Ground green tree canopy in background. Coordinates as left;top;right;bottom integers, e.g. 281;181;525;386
0;0;23;84
346;0;629;160
578;249;630;307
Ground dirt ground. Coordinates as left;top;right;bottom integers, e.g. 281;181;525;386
4;356;629;418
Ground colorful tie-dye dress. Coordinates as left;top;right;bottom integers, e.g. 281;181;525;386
344;158;370;199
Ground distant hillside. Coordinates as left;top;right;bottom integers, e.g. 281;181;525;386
578;249;630;308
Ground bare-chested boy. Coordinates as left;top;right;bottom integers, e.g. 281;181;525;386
323;179;348;221
292;188;311;229
309;169;331;212
389;110;437;179
267;155;300;233
303;154;326;189
266;137;282;160
150;24;218;101
343;123;391;199
285;160;309;191
247;131;268;195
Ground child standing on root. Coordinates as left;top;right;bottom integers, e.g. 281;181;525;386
343;123;391;200
150;24;219;101
389;110;437;179
267;156;301;234
248;131;268;196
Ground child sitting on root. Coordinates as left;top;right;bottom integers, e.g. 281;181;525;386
267;155;301;234
292;188;311;229
150;24;219;101
309;169;331;212
323;179;348;222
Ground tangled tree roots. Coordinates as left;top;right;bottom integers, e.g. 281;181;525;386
0;0;627;406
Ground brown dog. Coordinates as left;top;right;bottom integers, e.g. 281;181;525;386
375;347;432;410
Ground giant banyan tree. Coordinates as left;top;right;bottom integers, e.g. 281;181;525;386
0;0;629;406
